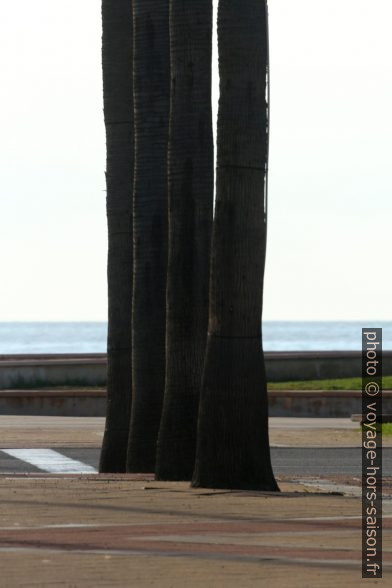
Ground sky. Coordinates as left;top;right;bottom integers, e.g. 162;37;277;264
0;0;391;321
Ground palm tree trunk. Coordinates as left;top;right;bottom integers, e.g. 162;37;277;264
127;1;170;472
99;0;134;473
155;0;214;481
192;0;279;491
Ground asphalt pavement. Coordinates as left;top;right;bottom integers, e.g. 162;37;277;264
1;446;390;476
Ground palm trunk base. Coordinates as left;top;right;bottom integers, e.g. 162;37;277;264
156;341;203;481
155;443;196;481
99;428;130;473
126;454;155;474
155;462;194;482
126;421;160;473
126;365;165;473
156;406;198;481
192;335;279;491
99;349;132;473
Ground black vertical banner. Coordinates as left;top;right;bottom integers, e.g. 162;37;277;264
362;328;382;578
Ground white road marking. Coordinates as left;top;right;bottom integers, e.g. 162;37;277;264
1;449;97;474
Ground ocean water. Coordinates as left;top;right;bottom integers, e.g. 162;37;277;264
0;321;390;354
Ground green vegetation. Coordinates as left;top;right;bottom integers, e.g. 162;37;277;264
359;423;392;436
380;423;392;435
269;376;392;391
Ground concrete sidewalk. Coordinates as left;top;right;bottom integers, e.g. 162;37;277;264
0;417;390;586
0;474;390;587
0;415;388;449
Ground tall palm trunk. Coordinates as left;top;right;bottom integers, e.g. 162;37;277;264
127;1;170;472
192;0;279;491
99;0;134;473
155;0;214;481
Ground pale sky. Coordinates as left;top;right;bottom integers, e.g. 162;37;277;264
0;0;391;321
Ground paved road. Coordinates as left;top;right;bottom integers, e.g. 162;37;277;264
0;416;359;429
0;447;390;476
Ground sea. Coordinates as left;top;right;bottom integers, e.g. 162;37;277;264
0;322;390;354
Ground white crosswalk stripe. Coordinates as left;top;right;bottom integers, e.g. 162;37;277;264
1;448;97;474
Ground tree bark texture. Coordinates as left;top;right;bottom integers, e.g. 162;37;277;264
192;0;279;491
127;1;170;472
99;0;134;473
155;0;214;481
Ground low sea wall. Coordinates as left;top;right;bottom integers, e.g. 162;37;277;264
0;352;390;418
1;388;391;418
0;351;391;389
0;354;107;390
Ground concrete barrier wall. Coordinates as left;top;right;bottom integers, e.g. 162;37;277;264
1;388;391;418
266;351;392;381
0;356;107;390
1;352;391;389
268;390;392;418
0;389;106;417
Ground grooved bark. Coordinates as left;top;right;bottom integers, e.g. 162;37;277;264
155;0;214;481
99;0;134;473
192;0;279;491
127;1;170;472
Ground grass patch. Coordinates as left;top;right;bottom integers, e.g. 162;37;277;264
359;423;392;436
269;376;392;391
